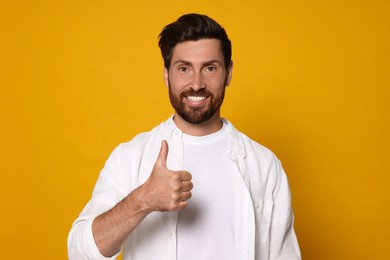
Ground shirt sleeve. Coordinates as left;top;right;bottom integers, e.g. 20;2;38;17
269;159;301;260
67;144;127;260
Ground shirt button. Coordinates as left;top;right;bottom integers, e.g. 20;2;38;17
174;129;181;135
168;231;173;237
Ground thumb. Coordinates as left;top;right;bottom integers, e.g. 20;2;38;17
156;140;169;168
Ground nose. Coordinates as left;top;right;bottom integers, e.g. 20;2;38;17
191;71;205;91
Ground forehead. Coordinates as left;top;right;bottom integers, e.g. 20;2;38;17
171;39;224;63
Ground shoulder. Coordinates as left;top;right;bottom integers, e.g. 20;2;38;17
224;119;278;163
111;118;172;160
117;122;165;155
241;132;278;162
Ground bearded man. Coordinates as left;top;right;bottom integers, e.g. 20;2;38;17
68;13;301;260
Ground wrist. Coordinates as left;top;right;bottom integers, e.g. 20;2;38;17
128;185;153;215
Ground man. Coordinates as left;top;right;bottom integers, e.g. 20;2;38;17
68;13;301;260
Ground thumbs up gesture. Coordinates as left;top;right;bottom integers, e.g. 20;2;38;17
138;140;193;212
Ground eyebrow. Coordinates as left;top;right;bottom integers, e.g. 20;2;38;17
172;59;223;67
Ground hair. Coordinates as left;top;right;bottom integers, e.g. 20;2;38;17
158;13;232;69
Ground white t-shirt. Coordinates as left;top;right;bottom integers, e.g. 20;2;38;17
177;122;242;260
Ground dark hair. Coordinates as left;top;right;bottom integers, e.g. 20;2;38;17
158;13;232;69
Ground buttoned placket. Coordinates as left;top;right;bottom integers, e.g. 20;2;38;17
165;127;184;260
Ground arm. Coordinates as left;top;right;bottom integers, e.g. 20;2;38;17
68;140;193;259
269;160;301;260
91;186;152;257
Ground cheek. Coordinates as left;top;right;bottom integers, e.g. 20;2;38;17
169;74;191;89
209;76;228;90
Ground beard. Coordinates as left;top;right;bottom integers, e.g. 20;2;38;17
168;83;226;125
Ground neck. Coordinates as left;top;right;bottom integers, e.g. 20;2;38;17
173;112;223;136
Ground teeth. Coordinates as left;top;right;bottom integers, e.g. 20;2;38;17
187;96;206;102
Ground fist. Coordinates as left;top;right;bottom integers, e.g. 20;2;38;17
139;140;193;212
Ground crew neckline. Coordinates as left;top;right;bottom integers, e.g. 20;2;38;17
181;120;228;145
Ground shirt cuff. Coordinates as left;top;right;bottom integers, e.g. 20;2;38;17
81;217;121;260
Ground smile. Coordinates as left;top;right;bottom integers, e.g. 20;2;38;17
187;96;207;102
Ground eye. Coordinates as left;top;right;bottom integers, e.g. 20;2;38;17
178;66;188;72
205;65;217;72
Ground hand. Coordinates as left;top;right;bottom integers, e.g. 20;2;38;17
138;140;193;212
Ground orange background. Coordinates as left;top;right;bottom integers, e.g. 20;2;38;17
1;1;389;259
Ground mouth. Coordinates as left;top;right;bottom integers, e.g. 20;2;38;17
187;96;207;102
184;95;209;107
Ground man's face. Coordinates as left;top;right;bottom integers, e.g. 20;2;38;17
164;39;232;125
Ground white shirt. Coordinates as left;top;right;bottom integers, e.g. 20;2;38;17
177;122;239;260
68;117;301;260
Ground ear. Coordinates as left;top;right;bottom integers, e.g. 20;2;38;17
225;60;233;86
163;66;169;88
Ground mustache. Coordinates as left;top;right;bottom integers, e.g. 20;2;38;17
180;89;212;98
